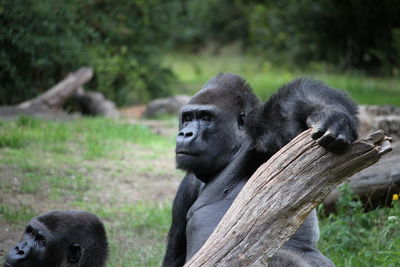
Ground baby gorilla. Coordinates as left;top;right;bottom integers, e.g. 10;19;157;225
4;210;108;267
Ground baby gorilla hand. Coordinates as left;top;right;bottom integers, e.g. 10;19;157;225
307;110;358;152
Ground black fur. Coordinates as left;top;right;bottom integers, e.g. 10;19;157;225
4;210;108;267
163;73;359;266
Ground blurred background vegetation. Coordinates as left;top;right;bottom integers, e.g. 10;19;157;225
1;0;400;106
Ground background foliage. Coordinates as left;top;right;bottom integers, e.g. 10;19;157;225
1;0;400;105
0;0;176;106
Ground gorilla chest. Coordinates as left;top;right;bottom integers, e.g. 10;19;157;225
185;180;246;260
185;198;233;260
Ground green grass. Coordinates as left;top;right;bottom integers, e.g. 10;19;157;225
318;187;400;267
0;204;36;224
0;117;176;267
163;51;400;106
0;116;173;160
1;115;399;266
72;201;172;267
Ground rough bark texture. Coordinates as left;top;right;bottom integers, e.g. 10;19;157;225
18;67;93;110
185;130;392;267
359;105;400;141
0;67;93;119
72;87;120;118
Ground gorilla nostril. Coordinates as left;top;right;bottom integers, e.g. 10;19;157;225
185;132;193;137
17;250;24;255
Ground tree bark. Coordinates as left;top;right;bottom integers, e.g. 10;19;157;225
18;67;93;110
185;130;392;266
0;67;93;119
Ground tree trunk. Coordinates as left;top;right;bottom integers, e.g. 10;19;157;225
185;130;392;266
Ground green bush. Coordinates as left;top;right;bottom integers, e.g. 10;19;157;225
89;47;174;106
0;0;175;106
165;0;248;51
0;0;91;105
246;1;400;75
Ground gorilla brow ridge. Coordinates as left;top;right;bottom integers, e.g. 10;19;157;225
201;73;260;113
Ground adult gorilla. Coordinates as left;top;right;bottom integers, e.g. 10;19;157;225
4;210;108;267
162;74;359;266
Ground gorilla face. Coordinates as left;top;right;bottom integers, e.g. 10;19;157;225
176;103;244;182
4;210;108;267
4;219;65;267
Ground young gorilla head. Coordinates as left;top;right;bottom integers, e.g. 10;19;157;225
175;73;260;182
4;210;108;267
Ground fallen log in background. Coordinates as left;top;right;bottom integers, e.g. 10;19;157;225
324;141;400;211
18;67;93;110
0;67;94;119
185;130;392;266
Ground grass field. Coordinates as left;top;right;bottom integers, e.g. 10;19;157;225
1;116;399;266
1;52;400;266
0;117;180;266
163;51;400;106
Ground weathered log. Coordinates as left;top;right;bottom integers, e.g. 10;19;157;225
185;130;391;266
0;67;119;119
18;67;93;110
359;105;400;141
324;141;400;211
71;87;120;118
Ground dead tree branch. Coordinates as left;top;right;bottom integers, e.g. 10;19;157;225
185;130;392;266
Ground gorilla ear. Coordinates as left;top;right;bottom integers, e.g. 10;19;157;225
67;243;82;263
238;112;245;129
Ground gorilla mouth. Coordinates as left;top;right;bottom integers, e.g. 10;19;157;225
176;150;201;156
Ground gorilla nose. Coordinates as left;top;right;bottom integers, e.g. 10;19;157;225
11;243;31;259
179;131;193;137
177;131;194;145
16;247;24;255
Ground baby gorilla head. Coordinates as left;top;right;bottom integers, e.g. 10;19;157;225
4;210;108;267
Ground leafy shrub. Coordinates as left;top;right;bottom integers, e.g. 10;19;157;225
89;47;174;106
246;0;400;75
0;0;91;105
0;0;175;106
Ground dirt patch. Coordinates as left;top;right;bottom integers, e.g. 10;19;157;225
83;142;182;206
120;105;147;119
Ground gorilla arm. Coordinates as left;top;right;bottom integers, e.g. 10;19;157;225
246;78;359;155
162;173;203;267
242;78;355;266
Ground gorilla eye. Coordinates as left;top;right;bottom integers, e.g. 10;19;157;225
183;115;193;123
26;226;33;234
201;115;212;122
238;112;245;129
36;235;46;246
